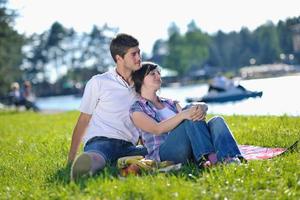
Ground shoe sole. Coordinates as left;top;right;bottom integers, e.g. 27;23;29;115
71;153;93;181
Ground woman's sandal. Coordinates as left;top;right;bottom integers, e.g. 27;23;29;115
198;159;214;169
223;157;241;165
202;160;212;168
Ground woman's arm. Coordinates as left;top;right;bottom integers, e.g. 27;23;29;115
131;107;195;135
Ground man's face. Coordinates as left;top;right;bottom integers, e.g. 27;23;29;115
122;46;141;71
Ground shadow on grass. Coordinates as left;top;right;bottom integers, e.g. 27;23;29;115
0;110;27;116
45;145;300;189
47;164;71;185
156;162;207;181
46;162;207;189
47;164;121;189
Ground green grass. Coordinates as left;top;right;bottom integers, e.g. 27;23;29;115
0;111;299;199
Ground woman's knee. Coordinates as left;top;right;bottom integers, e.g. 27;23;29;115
184;119;207;128
208;116;225;126
207;116;227;131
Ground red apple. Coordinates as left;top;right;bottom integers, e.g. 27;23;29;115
120;164;140;176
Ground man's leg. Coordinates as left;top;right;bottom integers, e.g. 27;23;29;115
71;137;147;180
120;144;148;158
71;137;109;181
71;152;106;181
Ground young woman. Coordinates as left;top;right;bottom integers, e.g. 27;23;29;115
130;62;244;167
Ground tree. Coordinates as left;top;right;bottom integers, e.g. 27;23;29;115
0;0;24;97
23;22;117;85
46;22;68;80
184;21;210;73
151;39;167;65
164;21;210;76
164;23;185;75
253;22;281;64
82;25;116;72
22;32;49;82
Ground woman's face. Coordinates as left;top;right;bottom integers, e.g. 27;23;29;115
143;68;162;90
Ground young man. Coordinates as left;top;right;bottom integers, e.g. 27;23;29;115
68;33;147;180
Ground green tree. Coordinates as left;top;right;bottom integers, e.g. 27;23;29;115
237;27;256;67
164;21;210;76
164;23;185;74
22;32;49;82
209;30;234;68
151;39;167;66
0;0;24;97
253;21;281;64
83;24;116;71
184;21;210;73
23;23;116;85
46;22;68;79
277;17;300;64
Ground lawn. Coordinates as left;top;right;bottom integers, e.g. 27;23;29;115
0;111;299;199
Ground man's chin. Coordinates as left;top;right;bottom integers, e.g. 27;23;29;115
133;64;141;70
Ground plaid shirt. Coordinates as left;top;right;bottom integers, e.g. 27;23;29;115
129;96;178;161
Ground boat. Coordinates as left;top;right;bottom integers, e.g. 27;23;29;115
186;87;263;103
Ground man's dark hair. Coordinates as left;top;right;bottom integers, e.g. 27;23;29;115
110;33;139;63
132;62;158;94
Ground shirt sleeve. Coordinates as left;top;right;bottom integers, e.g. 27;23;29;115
165;98;179;113
79;77;101;114
129;101;144;115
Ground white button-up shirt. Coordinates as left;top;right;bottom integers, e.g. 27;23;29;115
79;68;140;146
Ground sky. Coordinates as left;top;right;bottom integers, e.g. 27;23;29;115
8;0;300;55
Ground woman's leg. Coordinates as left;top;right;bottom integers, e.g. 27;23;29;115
184;120;216;161
207;116;243;162
159;120;215;164
159;122;192;164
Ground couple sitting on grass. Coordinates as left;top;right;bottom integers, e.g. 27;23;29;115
68;33;244;180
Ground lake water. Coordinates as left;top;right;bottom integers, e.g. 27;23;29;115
36;74;300;116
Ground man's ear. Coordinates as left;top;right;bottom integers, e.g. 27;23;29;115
116;55;123;63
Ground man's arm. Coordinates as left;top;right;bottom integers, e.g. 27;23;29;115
67;112;92;164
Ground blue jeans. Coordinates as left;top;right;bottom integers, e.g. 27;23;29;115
159;116;242;164
84;136;147;164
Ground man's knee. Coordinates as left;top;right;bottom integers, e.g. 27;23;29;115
127;145;148;157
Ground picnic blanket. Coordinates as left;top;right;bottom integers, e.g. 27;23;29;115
239;140;298;160
117;140;299;176
239;145;286;160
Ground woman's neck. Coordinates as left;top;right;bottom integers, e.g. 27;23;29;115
141;89;163;108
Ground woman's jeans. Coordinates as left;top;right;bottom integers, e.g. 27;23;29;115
159;116;242;164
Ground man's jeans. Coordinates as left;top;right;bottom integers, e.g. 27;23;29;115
84;136;147;164
159;116;242;164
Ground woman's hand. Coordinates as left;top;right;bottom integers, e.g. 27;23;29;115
181;103;208;121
